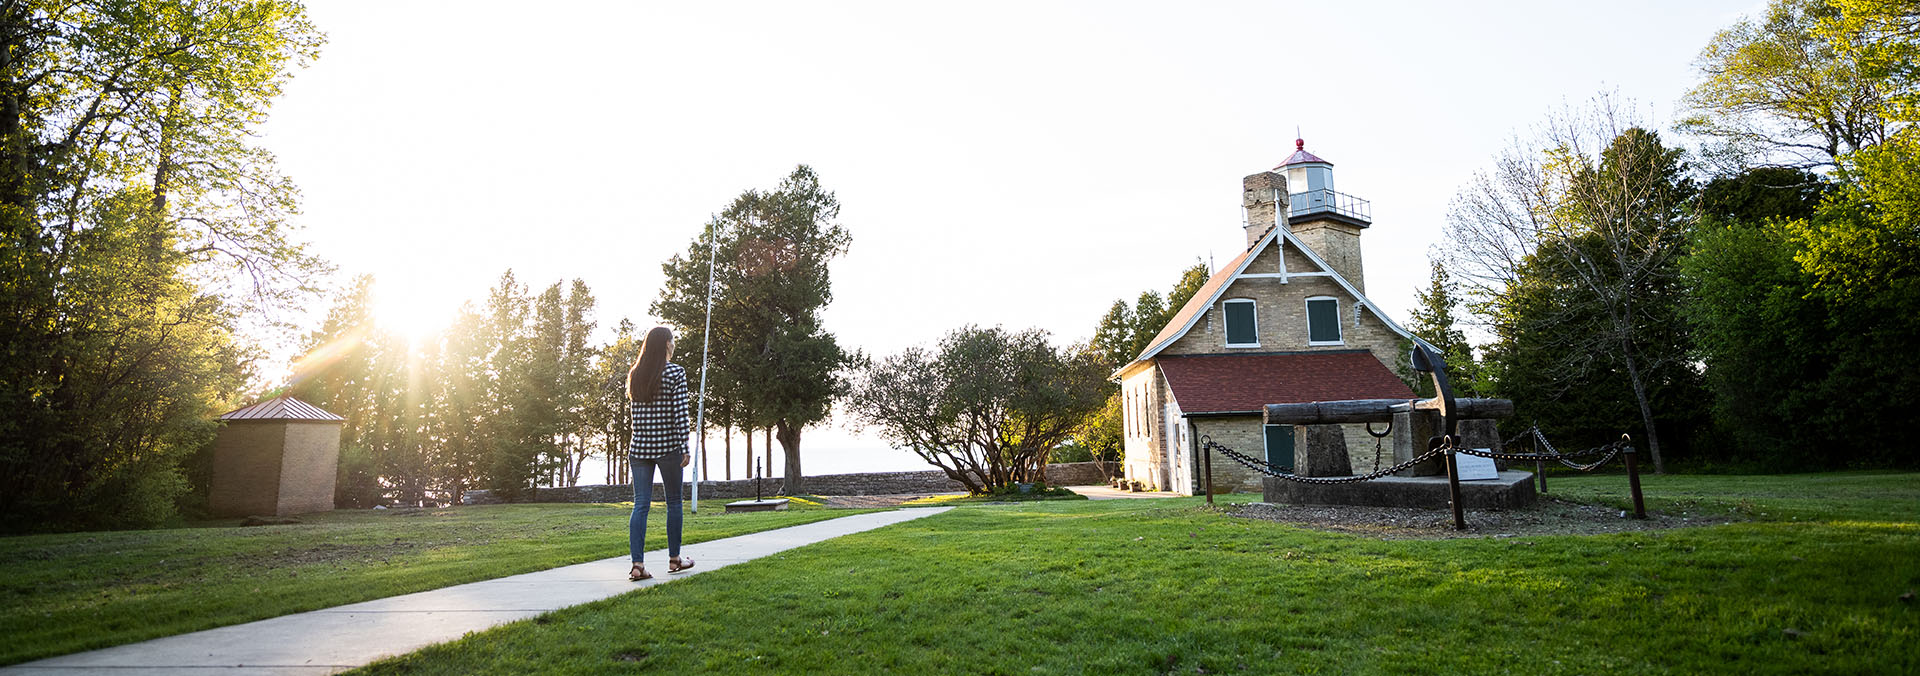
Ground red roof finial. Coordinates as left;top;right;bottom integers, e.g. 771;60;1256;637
1295;138;1305;151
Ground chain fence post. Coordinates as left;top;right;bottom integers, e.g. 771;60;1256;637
1203;439;1214;506
1440;435;1466;530
1621;434;1646;519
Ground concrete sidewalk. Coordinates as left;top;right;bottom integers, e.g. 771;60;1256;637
6;507;952;675
1065;485;1185;500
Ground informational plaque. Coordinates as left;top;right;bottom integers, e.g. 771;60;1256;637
1455;451;1500;481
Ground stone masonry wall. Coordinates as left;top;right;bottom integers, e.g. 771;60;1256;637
276;422;341;516
1157;234;1404;373
209;421;286;517
1292;220;1366;294
462;462;1120;505
1194;416;1266;493
1190;417;1402;494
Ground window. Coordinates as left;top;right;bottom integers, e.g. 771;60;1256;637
1223;299;1258;347
1306;297;1341;345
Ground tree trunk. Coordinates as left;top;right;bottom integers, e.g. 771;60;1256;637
1619;338;1666;474
724;423;732;480
776;418;804;495
764;428;773;485
743;427;753;477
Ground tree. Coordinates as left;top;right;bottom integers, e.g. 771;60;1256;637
1680;0;1916;169
1444;96;1701;473
556;279;598;486
1087;261;1207;372
1075;261;1208;466
481;271;542;498
0;1;324;530
848;326;1109;494
1404;258;1479;397
654;166;852;493
585;319;638;485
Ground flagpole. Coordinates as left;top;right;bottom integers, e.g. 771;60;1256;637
691;216;718;513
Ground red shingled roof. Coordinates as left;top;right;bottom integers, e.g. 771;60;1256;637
1158;351;1414;415
220;396;344;422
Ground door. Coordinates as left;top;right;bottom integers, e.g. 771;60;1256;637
1165;404;1191;494
1263;424;1294;474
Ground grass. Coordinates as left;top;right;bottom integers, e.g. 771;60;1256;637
902;485;1088;506
0;501;877;665
1545;470;1920;522
357;473;1918;675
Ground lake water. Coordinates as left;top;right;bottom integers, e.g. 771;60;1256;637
569;427;932;486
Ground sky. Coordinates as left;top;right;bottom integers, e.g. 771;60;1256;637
257;0;1767;477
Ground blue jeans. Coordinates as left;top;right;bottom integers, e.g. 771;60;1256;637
629;452;684;564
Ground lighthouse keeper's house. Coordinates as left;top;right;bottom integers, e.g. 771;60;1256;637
1113;140;1432;494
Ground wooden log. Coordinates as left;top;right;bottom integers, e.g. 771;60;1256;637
1262;399;1409;425
1390;398;1516;419
1266;398;1517;425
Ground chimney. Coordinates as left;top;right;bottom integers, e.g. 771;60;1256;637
1241;171;1288;249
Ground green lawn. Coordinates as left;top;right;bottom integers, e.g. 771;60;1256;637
0;501;875;665
358;473;1918;675
1546;470;1920;522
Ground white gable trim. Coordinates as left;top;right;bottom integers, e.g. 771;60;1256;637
1276;227;1439;354
1128;226;1439;368
1130;228;1281;364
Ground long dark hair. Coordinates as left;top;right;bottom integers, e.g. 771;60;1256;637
627;326;675;402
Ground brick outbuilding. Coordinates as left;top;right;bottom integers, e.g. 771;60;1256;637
209;396;344;517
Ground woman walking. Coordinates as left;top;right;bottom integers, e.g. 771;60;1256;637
627;326;694;581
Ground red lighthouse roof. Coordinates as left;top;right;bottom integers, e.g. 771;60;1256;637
1274;138;1331;169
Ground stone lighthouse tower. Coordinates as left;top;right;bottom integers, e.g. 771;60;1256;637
1242;138;1373;290
1277;138;1371;291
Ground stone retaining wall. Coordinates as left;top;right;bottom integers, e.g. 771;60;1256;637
461;462;1120;505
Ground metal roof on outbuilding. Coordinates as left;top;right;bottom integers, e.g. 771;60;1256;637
219;396;344;422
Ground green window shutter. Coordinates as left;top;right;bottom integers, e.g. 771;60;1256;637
1307;298;1340;343
1224;300;1256;345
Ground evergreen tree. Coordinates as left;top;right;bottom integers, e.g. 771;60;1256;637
1405;259;1479;397
655;166;853;492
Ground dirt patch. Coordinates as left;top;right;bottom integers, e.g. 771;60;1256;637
1229;497;1745;539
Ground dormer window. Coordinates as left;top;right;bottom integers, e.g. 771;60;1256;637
1306;297;1341;345
1223;299;1259;347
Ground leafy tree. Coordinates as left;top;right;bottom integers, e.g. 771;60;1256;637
1681;0;1916;169
1445;97;1702;472
848;326;1108;493
1076;261;1208;466
0;0;324;530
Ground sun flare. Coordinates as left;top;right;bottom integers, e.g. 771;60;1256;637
372;287;450;346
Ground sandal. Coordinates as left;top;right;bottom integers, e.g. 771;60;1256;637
628;563;651;581
668;556;695;574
